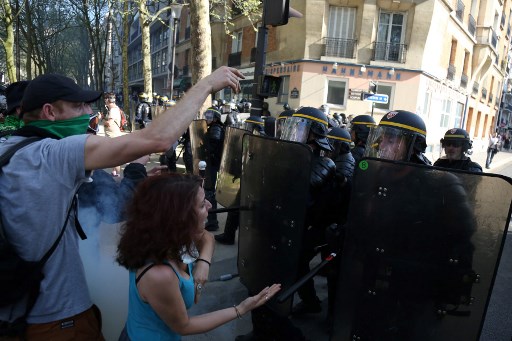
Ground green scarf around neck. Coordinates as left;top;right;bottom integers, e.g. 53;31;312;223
27;114;90;139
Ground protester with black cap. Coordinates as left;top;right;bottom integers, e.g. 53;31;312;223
0;81;29;136
0;67;243;340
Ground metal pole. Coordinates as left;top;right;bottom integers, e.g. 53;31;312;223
169;18;178;100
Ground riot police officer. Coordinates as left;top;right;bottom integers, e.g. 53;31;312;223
364;110;431;165
223;100;240;126
349;114;376;163
331;111;478;340
237;107;337;341
434;128;482;172
135;92;152;129
275;109;294;139
204;106;225;231
326;127;355;186
242;116;266;135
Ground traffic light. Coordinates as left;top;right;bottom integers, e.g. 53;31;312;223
264;0;289;26
369;81;377;94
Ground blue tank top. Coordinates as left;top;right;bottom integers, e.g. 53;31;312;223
126;262;195;341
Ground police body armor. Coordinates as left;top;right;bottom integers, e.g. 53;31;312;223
331;158;512;341
238;134;312;316
216;126;249;208
188;119;208;176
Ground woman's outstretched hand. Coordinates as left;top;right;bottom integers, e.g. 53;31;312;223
237;284;282;315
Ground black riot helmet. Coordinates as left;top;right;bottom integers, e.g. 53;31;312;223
280;106;332;152
204;107;222;125
365;110;429;164
242;115;265;135
327;127;352;159
283;102;291;110
440;128;472;154
350;114;376;144
275;109;295;138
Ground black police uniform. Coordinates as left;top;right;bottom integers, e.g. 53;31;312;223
204;121;225;231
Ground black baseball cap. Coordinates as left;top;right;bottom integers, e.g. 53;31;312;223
6;81;30;115
21;74;102;113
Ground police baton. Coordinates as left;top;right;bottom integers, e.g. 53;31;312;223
276;253;338;303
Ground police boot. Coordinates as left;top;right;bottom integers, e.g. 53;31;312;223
215;211;239;245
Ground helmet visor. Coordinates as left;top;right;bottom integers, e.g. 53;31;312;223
275;118;288;139
364;126;413;161
280;116;311;144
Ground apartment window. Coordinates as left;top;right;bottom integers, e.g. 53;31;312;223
440;99;452;127
374;84;393;110
232;30;243;53
278;76;290;104
454;102;464;127
326;79;347;106
326;6;356;58
375;12;406;62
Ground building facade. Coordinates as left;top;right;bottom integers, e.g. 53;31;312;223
214;0;512;155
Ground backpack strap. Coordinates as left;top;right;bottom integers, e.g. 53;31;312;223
0;137;43;167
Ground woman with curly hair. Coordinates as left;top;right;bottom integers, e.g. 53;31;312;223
117;173;280;340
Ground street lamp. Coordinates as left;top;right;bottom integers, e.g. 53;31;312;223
168;3;184;100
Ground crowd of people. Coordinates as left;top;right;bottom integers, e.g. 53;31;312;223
0;64;498;341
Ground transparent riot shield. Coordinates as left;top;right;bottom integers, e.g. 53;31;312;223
331;158;512;341
188;119;208;175
238;135;312;316
216;127;249;208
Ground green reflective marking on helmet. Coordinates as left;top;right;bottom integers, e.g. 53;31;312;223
359;160;369;171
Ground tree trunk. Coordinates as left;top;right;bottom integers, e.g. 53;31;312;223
122;0;133;130
1;0;16;82
190;0;212;115
139;1;153;102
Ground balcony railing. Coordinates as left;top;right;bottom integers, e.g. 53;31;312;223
447;64;456;80
472;81;479;95
372;42;407;63
477;27;498;49
456;0;465;21
468;14;476;37
460;73;468;88
323;37;357;58
228;51;242;67
489;93;494;103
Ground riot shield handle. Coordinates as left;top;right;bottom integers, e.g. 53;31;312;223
276;252;338;303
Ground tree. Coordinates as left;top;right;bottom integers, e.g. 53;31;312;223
0;0;18;82
190;0;211;114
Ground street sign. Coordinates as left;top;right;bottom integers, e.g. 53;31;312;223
349;88;364;101
363;93;389;104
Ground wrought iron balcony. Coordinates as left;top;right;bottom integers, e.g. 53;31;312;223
456;0;465;21
228;51;242;67
468;14;476;37
447;64;456;80
372;42;407;63
323;37;357;58
477;27;498;49
460;73;468;88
